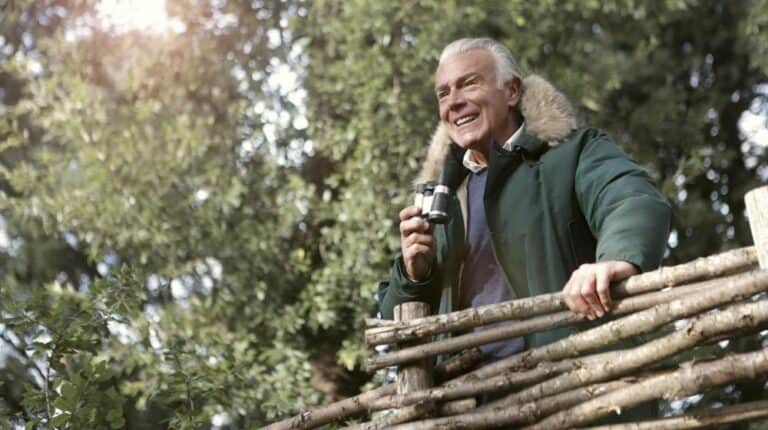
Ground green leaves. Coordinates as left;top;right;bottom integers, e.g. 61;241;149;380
40;358;124;430
1;0;766;428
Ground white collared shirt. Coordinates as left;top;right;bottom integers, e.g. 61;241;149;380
462;122;527;173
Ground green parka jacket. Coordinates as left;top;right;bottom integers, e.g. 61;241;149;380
378;75;672;349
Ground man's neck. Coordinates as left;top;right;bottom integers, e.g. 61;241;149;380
463;121;525;171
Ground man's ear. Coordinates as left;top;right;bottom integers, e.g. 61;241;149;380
505;77;523;109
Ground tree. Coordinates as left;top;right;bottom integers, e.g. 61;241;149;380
1;0;322;427
0;0;766;428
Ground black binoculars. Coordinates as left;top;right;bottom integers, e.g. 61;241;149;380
414;182;450;224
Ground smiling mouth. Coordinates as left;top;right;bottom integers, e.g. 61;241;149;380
454;114;479;127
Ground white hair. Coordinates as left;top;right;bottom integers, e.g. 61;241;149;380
438;38;524;87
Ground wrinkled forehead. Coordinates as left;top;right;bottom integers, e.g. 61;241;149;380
434;50;497;88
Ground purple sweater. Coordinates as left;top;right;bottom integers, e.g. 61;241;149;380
459;170;525;365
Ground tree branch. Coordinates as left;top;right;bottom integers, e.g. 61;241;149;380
484;297;768;411
365;246;757;347
582;399;768;429
263;348;483;430
365;273;729;371
0;329;45;387
449;270;768;385
527;348;768;429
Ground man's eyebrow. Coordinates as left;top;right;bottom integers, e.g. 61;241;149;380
435;72;482;92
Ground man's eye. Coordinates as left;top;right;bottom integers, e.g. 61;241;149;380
437;90;449;99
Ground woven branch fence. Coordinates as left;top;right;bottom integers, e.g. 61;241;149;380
265;186;768;430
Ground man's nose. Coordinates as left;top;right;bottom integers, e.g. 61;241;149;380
446;89;466;109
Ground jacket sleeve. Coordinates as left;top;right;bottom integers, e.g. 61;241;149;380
574;129;672;272
377;256;442;320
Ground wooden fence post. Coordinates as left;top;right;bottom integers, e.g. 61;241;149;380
746;186;768;269
394;302;433;399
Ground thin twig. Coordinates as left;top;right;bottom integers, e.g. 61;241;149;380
0;329;46;386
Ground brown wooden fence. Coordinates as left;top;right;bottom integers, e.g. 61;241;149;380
265;186;768;430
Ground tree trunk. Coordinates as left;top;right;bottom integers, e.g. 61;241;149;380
365;246;757;347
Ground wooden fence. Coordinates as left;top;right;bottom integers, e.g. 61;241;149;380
265;186;768;430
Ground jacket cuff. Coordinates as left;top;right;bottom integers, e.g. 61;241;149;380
378;256;437;320
597;253;645;274
393;256;435;297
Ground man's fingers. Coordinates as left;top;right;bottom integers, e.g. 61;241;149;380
563;273;591;319
399;205;436;282
564;261;637;319
595;269;612;313
404;243;433;260
403;233;434;249
399;206;421;221
579;272;602;318
400;216;430;237
404;243;433;276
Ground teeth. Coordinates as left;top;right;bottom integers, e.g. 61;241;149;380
455;114;478;126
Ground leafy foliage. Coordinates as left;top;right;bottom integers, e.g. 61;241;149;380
0;0;766;428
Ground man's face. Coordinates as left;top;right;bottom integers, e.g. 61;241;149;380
434;50;520;153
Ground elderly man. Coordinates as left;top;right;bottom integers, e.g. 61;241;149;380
378;38;671;362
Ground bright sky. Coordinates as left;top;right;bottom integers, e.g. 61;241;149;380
96;0;183;33
741;110;768;148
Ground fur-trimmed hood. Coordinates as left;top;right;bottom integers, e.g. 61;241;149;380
417;74;578;182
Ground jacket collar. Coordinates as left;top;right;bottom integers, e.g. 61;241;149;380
416;74;578;183
514;133;549;159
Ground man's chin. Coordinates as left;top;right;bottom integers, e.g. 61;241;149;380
447;127;492;151
451;136;485;151
448;132;478;148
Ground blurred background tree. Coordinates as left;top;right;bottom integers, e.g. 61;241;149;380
0;0;766;428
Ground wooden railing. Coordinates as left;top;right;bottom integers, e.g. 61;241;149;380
265;186;768;430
